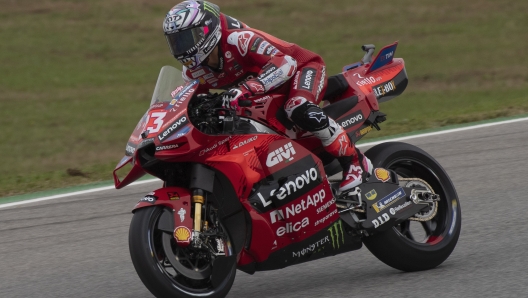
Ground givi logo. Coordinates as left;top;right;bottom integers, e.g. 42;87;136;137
266;142;296;167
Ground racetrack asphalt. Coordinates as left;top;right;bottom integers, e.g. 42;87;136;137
1;119;528;298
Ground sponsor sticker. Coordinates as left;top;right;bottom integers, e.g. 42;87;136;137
292;236;330;258
365;189;377;201
191;69;205;78
266;142;296;167
174;226;191;243
139;194;157;204
375;168;390;182
372;80;397;99
372;187;406;213
389;201;412;215
158;116;188;142
340;111;363;128
250;37;263;52
328;220;345;249
177;208;186;222
257;41;270;55
299;67;316;92
372;212;390;229
167;192;180;200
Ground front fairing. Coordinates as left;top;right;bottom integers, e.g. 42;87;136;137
114;66;199;188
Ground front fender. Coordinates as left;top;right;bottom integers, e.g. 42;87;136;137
133;187;193;246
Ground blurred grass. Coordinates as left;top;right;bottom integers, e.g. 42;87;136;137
1;0;527;197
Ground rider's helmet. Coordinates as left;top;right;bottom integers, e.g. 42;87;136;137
163;1;221;69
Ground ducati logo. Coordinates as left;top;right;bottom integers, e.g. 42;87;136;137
266;142;297;167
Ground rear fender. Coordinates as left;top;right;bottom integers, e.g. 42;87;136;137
133;187;193;246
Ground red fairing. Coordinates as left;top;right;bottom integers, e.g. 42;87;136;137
117;40;408;269
133;187;193;247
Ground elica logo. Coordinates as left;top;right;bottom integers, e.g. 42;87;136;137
257;167;319;208
328;220;345;249
341;112;363;128
276;217;309;237
266;142;296;167
158;117;187;142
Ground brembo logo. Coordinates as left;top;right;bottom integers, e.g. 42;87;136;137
158;117;187;142
266;142;297;167
341;111;363;128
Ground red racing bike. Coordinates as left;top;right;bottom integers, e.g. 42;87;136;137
114;42;461;298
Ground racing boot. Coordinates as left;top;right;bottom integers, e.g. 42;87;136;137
337;151;373;192
312;119;373;192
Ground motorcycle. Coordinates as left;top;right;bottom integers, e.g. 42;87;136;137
114;42;461;298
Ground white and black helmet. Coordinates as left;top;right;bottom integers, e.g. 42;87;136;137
163;1;221;69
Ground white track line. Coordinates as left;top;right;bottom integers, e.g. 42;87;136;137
2;116;528;209
0;179;160;209
357;117;528;148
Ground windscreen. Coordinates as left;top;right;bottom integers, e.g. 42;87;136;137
150;65;185;106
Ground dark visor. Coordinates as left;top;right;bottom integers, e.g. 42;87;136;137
165;27;205;57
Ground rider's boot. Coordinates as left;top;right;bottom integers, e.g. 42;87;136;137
312;120;373;192
337;150;373;192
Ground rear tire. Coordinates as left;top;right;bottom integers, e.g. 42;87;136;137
362;142;461;272
129;206;236;298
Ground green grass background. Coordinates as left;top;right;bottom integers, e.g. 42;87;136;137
1;0;527;197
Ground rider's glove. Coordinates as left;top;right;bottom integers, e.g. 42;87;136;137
221;87;251;110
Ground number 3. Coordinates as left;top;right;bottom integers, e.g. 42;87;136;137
145;112;167;134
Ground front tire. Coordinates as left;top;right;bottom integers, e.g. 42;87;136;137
129;206;236;298
363;142;461;272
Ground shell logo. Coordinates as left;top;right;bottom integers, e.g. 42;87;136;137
375;168;390;182
174;226;191;242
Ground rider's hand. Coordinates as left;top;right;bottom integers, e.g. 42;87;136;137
221;87;251;110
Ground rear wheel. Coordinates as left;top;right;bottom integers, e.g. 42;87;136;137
363;142;461;272
129;206;236;298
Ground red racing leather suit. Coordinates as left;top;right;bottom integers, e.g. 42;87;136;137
182;13;358;162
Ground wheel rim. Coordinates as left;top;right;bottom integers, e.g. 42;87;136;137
146;207;232;295
385;158;455;246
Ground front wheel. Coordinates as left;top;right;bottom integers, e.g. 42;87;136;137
363;142;461;272
129;206;236;298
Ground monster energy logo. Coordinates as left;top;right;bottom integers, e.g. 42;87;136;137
328;220;345;249
203;2;220;17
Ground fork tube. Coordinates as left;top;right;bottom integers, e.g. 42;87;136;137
192;189;205;233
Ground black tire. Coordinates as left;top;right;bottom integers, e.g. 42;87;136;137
129;206;236;298
362;142;461;272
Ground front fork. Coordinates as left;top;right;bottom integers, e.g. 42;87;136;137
192;189;205;247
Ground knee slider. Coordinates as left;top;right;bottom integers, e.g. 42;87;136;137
290;102;329;132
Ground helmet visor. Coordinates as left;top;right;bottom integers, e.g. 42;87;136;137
165;26;206;57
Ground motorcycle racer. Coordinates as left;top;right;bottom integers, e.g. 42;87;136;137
163;0;373;191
